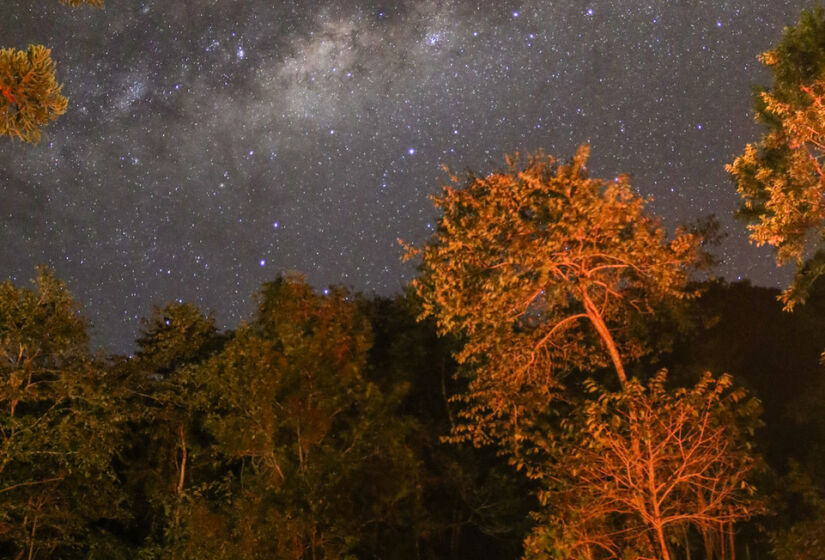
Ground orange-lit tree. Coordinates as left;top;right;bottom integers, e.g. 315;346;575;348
405;145;701;453
406;146;763;559
0;268;124;557
728;7;825;309
0;45;67;143
524;371;764;560
1;1;102;143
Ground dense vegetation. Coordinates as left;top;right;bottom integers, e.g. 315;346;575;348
2;267;825;559
7;3;825;559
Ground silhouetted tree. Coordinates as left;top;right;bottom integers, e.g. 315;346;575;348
122;302;224;556
363;294;537;559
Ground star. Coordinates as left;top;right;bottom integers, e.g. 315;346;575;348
0;0;809;352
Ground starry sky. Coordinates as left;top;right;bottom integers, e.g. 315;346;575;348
0;0;813;353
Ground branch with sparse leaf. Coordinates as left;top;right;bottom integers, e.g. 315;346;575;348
525;371;765;560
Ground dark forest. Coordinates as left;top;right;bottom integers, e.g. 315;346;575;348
5;3;825;560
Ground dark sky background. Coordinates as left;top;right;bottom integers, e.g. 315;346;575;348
0;0;812;353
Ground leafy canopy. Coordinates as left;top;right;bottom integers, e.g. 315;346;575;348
728;7;825;308
525;371;764;560
0;267;124;558
1;0;103;144
163;276;420;559
0;45;67;143
405;146;701;447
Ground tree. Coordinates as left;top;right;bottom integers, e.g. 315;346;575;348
404;145;701;452
728;7;825;309
770;461;825;560
405;147;768;559
363;294;538;559
0;45;67;143
0;267;124;558
135;301;221;376
165;276;421;559
1;0;103;143
123;302;224;555
524;371;764;560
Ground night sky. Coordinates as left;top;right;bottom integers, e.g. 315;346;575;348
0;0;812;353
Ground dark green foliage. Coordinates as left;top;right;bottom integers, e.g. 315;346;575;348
0;267;124;558
146;277;424;559
0;268;541;559
135;302;221;374
363;294;536;559
117;302;226;556
2;267;825;558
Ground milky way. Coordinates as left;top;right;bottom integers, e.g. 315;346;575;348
0;0;812;352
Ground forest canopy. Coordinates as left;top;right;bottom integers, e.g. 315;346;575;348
1;263;825;559
5;3;825;560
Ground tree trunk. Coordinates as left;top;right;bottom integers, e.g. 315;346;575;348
703;528;714;560
653;523;671;560
177;424;187;495
441;358;455;429
297;421;305;472
719;521;726;560
26;514;38;560
580;287;627;388
450;507;460;560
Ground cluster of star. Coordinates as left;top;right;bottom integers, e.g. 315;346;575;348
0;0;810;352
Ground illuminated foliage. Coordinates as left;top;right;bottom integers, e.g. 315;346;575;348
525;371;763;560
405;148;766;559
0;1;103;144
0;268;124;558
0;45;67;143
164;277;420;559
728;7;825;308
405;146;701;449
125;302;223;554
